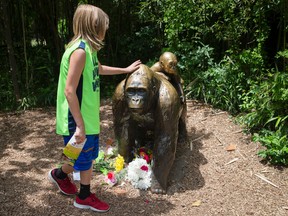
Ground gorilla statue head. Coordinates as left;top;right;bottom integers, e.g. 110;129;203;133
124;65;160;114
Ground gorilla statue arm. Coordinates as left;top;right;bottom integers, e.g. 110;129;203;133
112;79;132;161
151;77;183;193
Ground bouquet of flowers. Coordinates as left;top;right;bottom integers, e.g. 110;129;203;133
126;157;152;190
103;154;126;186
94;139;153;190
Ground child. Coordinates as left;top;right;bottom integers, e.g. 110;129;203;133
48;4;141;213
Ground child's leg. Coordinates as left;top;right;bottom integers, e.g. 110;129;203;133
78;166;93;199
48;135;77;195
61;163;74;175
74;164;110;212
52;163;74;180
80;166;93;184
48;163;77;195
73;135;110;212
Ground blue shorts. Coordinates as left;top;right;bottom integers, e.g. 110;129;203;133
63;135;99;171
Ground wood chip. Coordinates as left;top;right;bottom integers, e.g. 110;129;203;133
225;158;239;165
191;135;205;142
236;149;246;160
192;200;201;207
113;188;127;195
190;141;193;151
214;133;224;145
226;144;237;151
210;111;226;116
232;129;243;134
254;173;280;189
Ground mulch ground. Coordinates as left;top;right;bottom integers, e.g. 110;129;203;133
0;99;288;216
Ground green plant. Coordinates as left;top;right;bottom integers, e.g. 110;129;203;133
236;62;288;165
185;47;265;114
239;71;288;131
254;130;288;165
17;96;36;110
94;151;114;174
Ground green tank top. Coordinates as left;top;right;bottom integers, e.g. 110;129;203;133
56;40;100;135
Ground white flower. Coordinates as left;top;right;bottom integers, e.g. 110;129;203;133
126;158;152;190
106;146;115;156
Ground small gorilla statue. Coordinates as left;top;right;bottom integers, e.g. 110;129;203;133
112;64;187;194
150;52;185;103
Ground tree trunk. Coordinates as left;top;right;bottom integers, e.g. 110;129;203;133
21;2;29;91
0;0;21;101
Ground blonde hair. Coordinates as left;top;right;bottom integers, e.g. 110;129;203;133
67;4;109;52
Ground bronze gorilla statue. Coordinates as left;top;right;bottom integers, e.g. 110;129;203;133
112;64;187;194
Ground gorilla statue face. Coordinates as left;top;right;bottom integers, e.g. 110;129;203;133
124;67;155;114
160;52;178;75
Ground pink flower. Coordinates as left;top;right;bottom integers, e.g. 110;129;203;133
106;171;117;185
140;165;149;172
138;147;152;164
107;172;114;180
143;155;150;163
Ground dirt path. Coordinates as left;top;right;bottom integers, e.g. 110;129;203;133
0;99;288;216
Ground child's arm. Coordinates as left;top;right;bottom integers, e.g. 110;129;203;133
99;60;141;75
65;49;86;144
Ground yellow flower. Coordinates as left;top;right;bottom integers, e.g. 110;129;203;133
114;154;125;172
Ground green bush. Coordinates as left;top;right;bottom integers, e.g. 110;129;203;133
237;66;288;165
185;47;265;114
254;130;288;165
238;72;288;131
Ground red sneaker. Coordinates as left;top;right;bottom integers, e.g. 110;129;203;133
48;169;77;195
74;193;110;212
